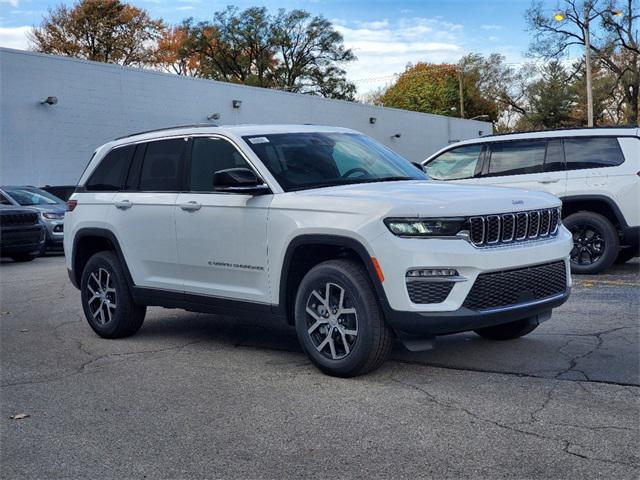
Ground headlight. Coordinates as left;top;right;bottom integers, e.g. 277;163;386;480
384;218;466;237
42;212;65;220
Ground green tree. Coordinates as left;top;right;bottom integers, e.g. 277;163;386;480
30;0;164;66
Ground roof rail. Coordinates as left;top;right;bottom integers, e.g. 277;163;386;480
114;123;218;140
481;124;637;138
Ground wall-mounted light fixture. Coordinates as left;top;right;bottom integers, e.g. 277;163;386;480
40;96;58;105
391;133;401;139
207;113;221;121
369;117;377;124
232;99;242;109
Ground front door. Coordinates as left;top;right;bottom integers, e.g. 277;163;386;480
175;136;272;304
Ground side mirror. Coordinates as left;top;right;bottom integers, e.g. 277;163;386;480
411;161;426;173
213;168;270;194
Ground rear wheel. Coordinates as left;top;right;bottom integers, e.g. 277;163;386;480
474;318;538;340
294;259;394;377
80;251;146;338
564;211;619;275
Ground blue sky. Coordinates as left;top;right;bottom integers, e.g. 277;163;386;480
0;0;552;95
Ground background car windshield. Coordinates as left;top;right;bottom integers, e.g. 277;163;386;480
4;187;64;206
242;132;426;191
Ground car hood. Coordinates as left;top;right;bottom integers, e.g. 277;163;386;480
25;204;66;214
289;180;561;217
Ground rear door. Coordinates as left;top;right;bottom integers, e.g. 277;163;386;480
109;138;185;291
175;135;271;303
474;139;567;197
564;136;626;194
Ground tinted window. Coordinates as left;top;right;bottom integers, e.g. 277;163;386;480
189;138;251;191
544;139;565;172
86;145;135;191
3;187;65;206
139;139;184;192
124;144;146;190
243;133;425;192
487;140;546;176
426;145;483;180
564;137;624;169
0;193;12;205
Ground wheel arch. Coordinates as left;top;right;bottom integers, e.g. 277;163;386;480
277;234;390;325
560;195;627;230
71;228;134;290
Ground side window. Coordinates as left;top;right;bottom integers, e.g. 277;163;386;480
425;145;483;180
487;140;546;176
189;137;252;192
544;139;565;172
564;137;625;170
85;145;135;191
0;193;11;205
124;144;146;191
139;139;184;192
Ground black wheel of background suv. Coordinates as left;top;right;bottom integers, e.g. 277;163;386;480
10;253;36;262
474;317;538;340
294;259;394;377
564;211;619;275
80;251;146;338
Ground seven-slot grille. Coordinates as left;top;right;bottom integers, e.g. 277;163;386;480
0;212;39;227
468;208;560;247
463;261;567;311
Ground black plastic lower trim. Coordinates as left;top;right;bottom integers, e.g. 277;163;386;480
385;289;570;336
621;226;639;247
132;286;284;320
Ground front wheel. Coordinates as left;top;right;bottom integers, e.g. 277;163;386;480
10;253;36;262
80;251;146;338
564;211;619;275
294;259;394;377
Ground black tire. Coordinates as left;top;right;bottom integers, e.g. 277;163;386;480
564;211;619;275
474;318;538;340
294;259;394;377
615;246;639;264
10;253;36;262
80;251;146;338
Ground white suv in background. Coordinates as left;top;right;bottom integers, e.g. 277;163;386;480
424;127;640;274
65;125;572;377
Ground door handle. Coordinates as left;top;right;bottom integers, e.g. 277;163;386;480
180;201;202;211
538;178;560;184
114;200;132;210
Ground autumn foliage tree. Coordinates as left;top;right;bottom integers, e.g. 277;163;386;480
30;0;163;66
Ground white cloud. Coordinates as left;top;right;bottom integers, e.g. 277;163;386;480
0;26;30;50
0;0;20;8
481;24;502;31
334;17;464;96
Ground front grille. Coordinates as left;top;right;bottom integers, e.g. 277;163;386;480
0;212;39;226
463;261;567;311
468;208;560;247
407;281;454;304
0;228;43;247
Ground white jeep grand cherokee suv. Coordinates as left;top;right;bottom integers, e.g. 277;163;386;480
65;125;572;377
423;127;640;274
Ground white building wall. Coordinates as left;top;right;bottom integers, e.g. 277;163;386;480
0;48;492;186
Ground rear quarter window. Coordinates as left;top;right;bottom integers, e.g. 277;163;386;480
564;137;625;169
85;145;135;191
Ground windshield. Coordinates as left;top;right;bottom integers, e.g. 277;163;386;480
242;132;426;192
3;187;65;206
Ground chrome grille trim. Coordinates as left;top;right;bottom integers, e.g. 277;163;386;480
468;208;561;247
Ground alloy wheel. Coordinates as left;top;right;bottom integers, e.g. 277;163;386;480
569;223;604;266
305;282;358;360
86;267;117;325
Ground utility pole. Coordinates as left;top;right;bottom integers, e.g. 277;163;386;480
583;2;594;127
458;66;465;119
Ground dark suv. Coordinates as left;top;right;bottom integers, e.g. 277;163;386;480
0;205;46;262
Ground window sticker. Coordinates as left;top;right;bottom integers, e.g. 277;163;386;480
248;137;270;144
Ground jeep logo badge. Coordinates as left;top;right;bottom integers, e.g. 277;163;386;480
512;200;524;205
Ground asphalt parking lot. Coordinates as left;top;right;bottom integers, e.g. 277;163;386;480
1;255;638;479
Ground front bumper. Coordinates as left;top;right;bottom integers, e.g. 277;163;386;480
370;227;573;336
43;219;64;248
385;289;570;336
0;225;46;255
